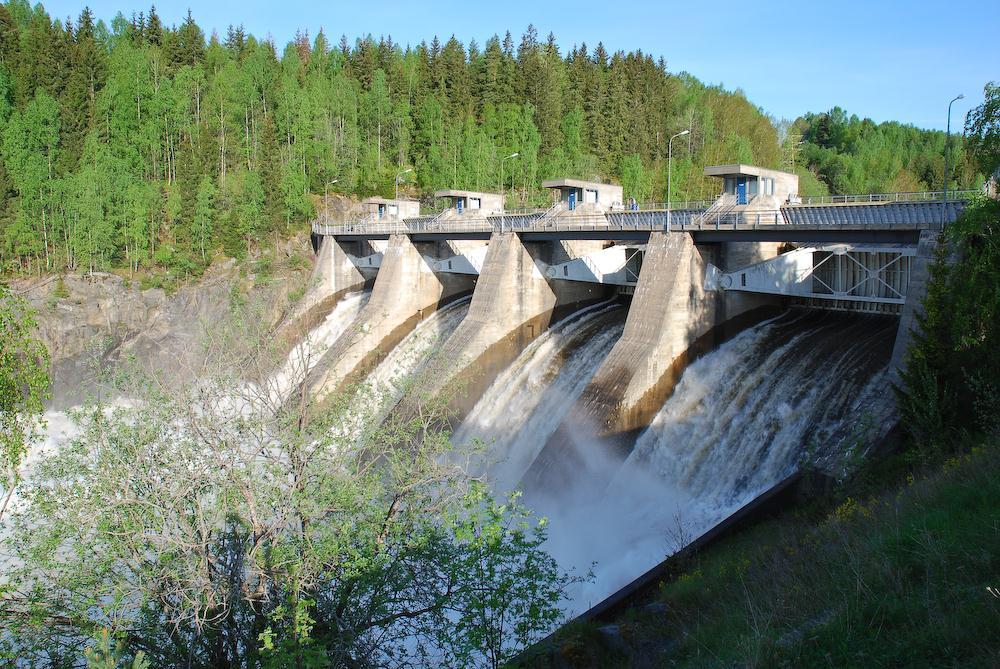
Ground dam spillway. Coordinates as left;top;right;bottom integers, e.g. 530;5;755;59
295;175;964;617
441;303;900;609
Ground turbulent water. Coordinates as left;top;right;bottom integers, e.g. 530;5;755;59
458;308;898;612
355;296;472;419
456;300;626;490
265;290;370;403
13;285;901;627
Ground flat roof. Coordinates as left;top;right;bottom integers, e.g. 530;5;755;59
541;178;621;190
703;164;796;179
433;189;501;199
361;196;420;205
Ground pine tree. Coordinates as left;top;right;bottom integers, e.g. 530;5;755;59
145;4;162;46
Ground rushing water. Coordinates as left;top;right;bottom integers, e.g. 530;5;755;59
11;285;901;630
265;291;370;403
354;296;472;420
456;300;626;490
458;308;898;612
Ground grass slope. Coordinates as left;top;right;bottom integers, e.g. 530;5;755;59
521;441;1000;668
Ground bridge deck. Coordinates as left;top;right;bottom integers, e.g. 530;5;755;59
314;201;964;244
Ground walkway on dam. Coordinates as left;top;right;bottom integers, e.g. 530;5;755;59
312;194;972;244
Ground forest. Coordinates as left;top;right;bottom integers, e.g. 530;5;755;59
0;1;982;278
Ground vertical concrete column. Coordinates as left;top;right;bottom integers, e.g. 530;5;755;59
576;231;720;434
889;230;939;376
274;236;371;348
307;234;475;402
399;232;605;418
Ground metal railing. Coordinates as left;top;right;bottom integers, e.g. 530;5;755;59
313;190;976;237
796;190;979;205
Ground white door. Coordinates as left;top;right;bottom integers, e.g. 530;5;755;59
584;189;598;204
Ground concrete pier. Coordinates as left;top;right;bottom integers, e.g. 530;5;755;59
306;234;478;402
397;232;610;418
274;237;376;350
889;229;939;375
576;232;721;435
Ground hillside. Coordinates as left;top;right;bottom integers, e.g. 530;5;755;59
0;2;979;282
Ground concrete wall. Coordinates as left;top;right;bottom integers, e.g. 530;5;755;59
721;241;783;321
305;234;476;403
575;232;721;435
274;237;375;348
889;229;939;376
396;233;610;418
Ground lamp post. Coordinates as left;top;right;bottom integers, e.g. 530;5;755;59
667;130;690;230
500;152;519;233
395;168;413;201
943;94;964;224
323;179;338;220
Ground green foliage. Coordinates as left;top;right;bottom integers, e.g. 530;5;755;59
527;439;1000;669
965;81;1000;177
84;630;149;669
0;283;49;519
897;197;1000;453
0;301;577;666
795;106;980;194
0;8;804;277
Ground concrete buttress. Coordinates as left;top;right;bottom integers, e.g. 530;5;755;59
305;234;476;403
521;231;720;493
274;237;373;349
397;232;607;418
580;231;720;434
889;229;939;376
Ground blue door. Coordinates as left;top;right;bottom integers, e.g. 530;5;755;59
736;177;747;205
457;198;463;214
568;191;577;211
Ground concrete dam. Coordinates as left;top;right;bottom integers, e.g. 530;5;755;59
283;164;968;611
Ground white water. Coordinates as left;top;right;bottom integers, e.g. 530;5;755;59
460;309;897;613
456;301;625;490
1;292;373;531
264;290;370;403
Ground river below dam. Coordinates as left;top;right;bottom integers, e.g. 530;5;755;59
9;296;899;627
456;307;898;612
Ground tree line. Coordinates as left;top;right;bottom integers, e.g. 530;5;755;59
0;2;983;278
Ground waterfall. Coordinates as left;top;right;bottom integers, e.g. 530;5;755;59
460;308;897;613
456;300;627;490
354;297;473;420
266;291;370;403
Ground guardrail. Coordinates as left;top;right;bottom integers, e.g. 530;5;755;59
796;190;979;205
314;193;974;237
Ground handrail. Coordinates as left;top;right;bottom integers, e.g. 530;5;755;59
313;195;973;237
797;190;979;205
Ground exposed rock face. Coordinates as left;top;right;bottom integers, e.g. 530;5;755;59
13;248;309;408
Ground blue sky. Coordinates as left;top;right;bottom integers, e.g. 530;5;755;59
41;0;998;131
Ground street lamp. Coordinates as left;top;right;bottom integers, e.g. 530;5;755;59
667;130;690;230
500;152;519;233
324;179;338;215
395;168;413;201
943;94;964;223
